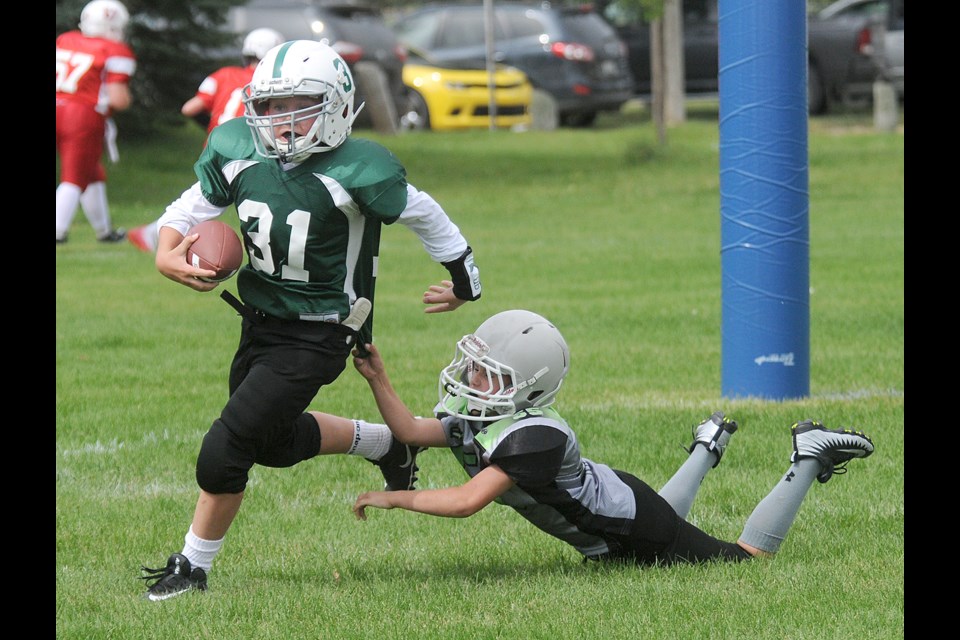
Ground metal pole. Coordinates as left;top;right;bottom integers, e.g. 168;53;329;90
483;0;497;130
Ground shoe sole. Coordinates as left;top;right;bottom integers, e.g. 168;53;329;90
146;587;202;601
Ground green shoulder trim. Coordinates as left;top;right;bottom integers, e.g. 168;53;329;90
473;406;563;451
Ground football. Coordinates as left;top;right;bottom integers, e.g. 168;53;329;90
185;220;244;283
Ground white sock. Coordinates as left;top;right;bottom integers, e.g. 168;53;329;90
344;420;392;460
56;183;82;239
79;181;113;237
182;525;224;572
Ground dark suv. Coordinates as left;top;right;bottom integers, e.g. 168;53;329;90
598;0;903;114
599;0;719;96
391;2;635;127
225;0;408;128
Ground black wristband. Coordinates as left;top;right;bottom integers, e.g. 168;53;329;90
441;246;482;301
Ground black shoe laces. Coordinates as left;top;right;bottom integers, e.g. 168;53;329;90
830;460;850;477
139;564;173;587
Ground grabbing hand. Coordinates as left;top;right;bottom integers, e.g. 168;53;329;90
423;280;466;314
352;342;387;381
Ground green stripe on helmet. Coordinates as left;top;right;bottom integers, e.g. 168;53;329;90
271;41;295;77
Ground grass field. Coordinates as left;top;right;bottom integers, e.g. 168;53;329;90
56;103;904;639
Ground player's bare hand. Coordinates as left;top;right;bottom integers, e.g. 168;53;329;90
352;342;387;381
423;280;466;313
155;232;219;291
353;491;394;520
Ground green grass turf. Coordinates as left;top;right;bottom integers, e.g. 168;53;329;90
56;104;903;639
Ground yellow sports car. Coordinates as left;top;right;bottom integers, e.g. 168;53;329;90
399;53;532;131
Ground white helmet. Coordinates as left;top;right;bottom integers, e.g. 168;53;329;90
243;40;364;162
242;28;285;61
79;0;129;42
439;310;571;422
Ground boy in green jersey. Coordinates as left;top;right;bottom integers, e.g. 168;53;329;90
141;40;482;601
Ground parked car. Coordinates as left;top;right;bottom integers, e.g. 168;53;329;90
391;2;635;127
882;0;903;94
597;0;903;114
224;0;409;128
808;0;903;113
599;0;719;97
400;50;532;131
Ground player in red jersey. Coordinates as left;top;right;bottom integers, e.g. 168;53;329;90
56;0;136;244
127;28;285;253
183;28;286;136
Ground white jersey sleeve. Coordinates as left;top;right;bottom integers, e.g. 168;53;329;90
156;182;230;236
396;183;468;263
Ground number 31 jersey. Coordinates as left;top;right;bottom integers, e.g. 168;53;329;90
196;117;408;331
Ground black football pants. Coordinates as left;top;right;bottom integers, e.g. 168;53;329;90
195;316;355;494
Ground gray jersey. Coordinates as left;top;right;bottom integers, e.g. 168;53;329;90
439;403;639;557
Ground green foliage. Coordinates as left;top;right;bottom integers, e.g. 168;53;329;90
603;0;666;21
56;107;903;639
56;0;248;137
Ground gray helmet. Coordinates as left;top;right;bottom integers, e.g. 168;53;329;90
438;310;570;421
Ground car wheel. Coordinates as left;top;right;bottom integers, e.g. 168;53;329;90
398;90;430;131
560;111;598;128
807;62;826;115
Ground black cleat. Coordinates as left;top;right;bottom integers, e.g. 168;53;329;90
97;228;127;242
140;553;208;601
370;438;424;491
686;411;738;468
791;419;874;483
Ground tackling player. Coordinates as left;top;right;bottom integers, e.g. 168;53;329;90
350;309;875;565
56;0;135;244
138;40;483;601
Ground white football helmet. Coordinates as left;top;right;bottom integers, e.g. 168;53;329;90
439;310;571;422
79;0;129;42
242;40;364;162
242;28;285;61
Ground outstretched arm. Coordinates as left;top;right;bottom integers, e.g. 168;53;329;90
354;464;514;520
352;343;447;448
396;184;481;313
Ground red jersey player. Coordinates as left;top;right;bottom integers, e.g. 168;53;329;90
56;0;136;244
182;28;286;136
127;28;284;253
